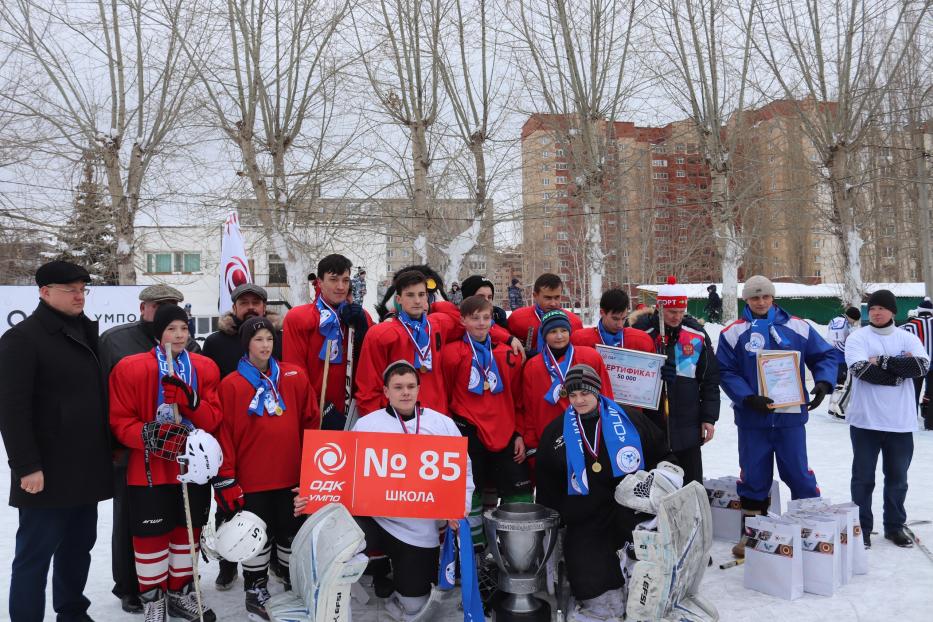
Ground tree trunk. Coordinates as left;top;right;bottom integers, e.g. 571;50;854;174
710;169;742;322
828;148;864;308
442;137;487;286
410;122;432;232
583;188;604;325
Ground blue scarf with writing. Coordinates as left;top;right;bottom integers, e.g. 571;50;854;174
543;345;574;404
154;345;196;428
466;335;504;395
742;305;783;356
597;320;623;347
563;395;643;495
533;304;548;354
399;310;432;371
316;296;346;363
438;519;483;622
237;356;287;416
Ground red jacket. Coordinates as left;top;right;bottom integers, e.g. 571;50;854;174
110;351;222;487
520;346;613;450
507;306;584;351
571;326;656;353
281;300;374;414
355;302;515;416
217;362;319;492
441;339;525;452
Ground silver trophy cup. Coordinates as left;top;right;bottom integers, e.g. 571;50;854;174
484;502;560;622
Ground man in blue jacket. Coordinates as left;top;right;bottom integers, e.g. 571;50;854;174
717;275;836;558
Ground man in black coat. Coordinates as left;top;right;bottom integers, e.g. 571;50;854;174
98;283;200;613
631;278;720;485
201;283;281;377
0;261;113;622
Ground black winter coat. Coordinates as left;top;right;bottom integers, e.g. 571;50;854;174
0;302;113;508
201;311;282;378
631;313;720;451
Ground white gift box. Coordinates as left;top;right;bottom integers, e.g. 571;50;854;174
743;515;804;600
831;502;867;575
784;511;842;596
703;477;782;542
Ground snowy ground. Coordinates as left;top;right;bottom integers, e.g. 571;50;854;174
2;322;932;620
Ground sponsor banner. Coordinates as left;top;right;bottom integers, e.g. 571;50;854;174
0;285;146;337
298;429;468;520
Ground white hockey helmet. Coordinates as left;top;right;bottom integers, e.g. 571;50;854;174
214;511;268;563
176;429;223;485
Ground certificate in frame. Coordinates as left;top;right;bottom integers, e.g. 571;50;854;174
756;350;805;409
595;345;667;410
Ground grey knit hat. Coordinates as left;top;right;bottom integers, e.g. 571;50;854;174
564;364;602;396
742;275;775;300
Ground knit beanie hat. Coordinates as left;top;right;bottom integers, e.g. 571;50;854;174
917;297;933;315
540;309;572;336
656;275;688;310
239;316;275;352
866;290;897;314
742;275;775;300
153;304;188;342
564;364;602;396
844;306;861;321
461;275;494;299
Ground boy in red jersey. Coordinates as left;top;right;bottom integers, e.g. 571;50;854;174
571;288;654;353
109;305;222;621
507;273;583;356
216;317;319;619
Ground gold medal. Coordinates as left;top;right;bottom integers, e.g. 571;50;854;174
559;387;568;398
591;462;602;473
483;381;490;391
420;366;428;374
275;405;283;416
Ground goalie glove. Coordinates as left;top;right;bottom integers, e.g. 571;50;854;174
142;421;189;460
614;461;684;515
161;375;199;410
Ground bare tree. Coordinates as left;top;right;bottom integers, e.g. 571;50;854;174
171;0;360;305
648;0;758;321
0;0;201;284
510;0;638;322
751;0;931;307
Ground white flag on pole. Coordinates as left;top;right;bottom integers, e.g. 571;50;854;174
219;211;252;313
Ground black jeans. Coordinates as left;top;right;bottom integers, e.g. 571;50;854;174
10;504;98;622
850;426;914;534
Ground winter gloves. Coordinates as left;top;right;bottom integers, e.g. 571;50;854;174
161;375;199;410
743;394;774;413
807;381;833;411
142;421;189;460
614;461;684;514
660;361;677;385
212;477;245;518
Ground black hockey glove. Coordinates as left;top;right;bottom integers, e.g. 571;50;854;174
142;421;189;460
320;402;347;430
807;381;833;411
211;477;245;518
743;394;774;414
339;302;366;329
161;375;199;410
660;361;677;385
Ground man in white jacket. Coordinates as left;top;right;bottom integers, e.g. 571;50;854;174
845;290;929;548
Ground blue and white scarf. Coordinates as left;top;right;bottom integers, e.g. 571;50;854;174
398;310;432;371
237;356;287;416
154;345;196;428
543;345;574;404
438;519;483;622
316;296;345;363
563;395;643;495
597;320;623;347
742;305;783;356
533;304;547;354
465;335;504;395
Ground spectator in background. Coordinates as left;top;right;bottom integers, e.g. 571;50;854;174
508;278;524;311
450;281;463;305
705;285;722;323
900;297;933;431
307;272;319;302
351;267;367;303
460;274;509;328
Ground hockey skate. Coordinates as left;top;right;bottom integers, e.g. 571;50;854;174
167;582;216;621
383;588;443;622
246;577;273;621
141;588;167;622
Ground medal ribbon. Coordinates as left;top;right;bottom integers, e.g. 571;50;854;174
465;335;503;395
398;311;433;371
236;356;287;416
154;345;196;428
542;344;574;405
574;409;601;460
316;296;346;363
389;404;421;435
563;396;644;495
597;320;624;347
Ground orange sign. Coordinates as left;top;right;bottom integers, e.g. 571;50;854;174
299;430;469;520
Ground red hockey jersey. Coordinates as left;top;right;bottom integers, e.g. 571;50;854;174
109;351;222;487
507;306;584;351
571;326;656;353
216;362;319;492
520;346;613;450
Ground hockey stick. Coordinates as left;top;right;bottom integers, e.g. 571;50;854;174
342;326;360;432
657;302;672;453
166;346;205;622
319;340;333;429
904;526;933;563
906;520;931;527
719;558;744;569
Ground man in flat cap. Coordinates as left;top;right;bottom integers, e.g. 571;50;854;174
98;283;200;613
0;260;113;621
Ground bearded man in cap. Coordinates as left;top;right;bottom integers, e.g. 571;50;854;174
203;283;281;378
716;275;837;558
0;260;113;621
99;284;202;613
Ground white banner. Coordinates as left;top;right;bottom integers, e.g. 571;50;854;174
218;211;252;314
0;285;146;336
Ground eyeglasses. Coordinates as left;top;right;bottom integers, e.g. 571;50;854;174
48;285;90;296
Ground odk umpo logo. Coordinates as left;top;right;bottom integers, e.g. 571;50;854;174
224;257;250;296
314;442;347;475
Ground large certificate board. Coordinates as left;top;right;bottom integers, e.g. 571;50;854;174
596;345;667;410
756;350;805;409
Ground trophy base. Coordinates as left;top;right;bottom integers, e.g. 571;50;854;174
494;596;551;622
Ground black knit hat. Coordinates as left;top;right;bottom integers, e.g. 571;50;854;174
844;306;861;321
866;290;897;314
239;316;275;352
461;275;494;299
153;304;189;342
564;364;602;396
